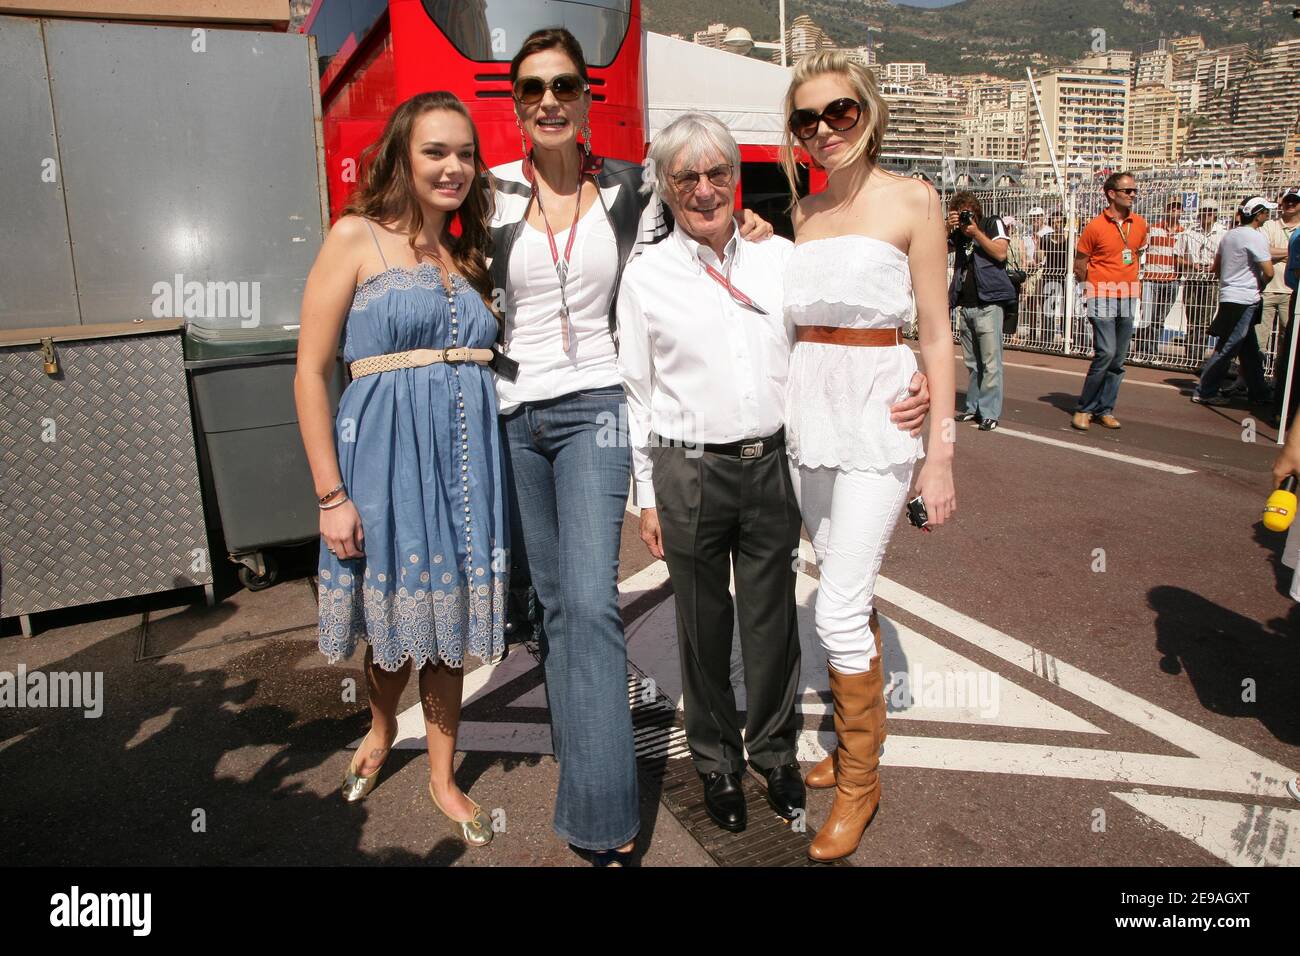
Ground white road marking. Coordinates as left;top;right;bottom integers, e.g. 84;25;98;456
940;347;1185;390
627;573;1104;733
871;574;1296;798
989;425;1197;475
358;521;1297;863
795;732;1288;798
1111;792;1300;866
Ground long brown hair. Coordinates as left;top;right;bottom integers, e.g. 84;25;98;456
341;92;496;309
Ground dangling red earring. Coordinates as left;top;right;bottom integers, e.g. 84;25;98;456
578;115;603;175
516;115;530;162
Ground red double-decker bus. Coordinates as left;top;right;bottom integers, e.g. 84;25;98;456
301;0;644;222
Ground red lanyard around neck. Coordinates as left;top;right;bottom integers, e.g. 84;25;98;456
699;252;768;315
523;150;601;350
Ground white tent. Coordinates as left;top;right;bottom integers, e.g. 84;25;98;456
645;31;792;145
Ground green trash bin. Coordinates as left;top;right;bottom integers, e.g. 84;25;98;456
184;323;343;590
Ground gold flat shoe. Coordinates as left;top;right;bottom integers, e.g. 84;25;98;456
341;730;391;803
428;781;494;847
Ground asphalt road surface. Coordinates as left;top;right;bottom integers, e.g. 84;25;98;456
2;346;1296;867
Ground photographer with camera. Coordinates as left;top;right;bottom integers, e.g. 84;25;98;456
948;192;1014;432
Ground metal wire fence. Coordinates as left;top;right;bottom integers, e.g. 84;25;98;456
934;175;1296;381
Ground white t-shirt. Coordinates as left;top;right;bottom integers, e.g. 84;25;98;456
1216;225;1271;305
498;202;621;413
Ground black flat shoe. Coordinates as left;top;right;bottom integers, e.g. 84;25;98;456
755;762;805;821
701;771;746;832
590;846;635;867
571;842;637;867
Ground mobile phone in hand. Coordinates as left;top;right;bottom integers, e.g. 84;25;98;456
906;495;930;532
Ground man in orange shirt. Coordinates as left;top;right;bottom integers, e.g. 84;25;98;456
1071;171;1149;431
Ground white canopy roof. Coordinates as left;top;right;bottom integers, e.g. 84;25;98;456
645;31;792;145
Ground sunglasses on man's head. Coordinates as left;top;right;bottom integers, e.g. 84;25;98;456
788;98;862;142
513;73;588;105
670;163;734;192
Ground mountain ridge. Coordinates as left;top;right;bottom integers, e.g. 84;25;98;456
642;0;1300;78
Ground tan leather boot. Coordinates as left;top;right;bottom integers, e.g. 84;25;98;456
808;654;886;861
805;611;886;790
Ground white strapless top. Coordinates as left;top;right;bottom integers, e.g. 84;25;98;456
783;235;925;471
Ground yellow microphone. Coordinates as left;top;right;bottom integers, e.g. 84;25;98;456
1263;476;1298;532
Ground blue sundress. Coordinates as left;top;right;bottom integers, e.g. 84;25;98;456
316;260;509;671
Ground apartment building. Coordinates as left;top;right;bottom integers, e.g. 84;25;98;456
1134;43;1175;88
1167;34;1206;61
880;83;962;157
841;45;877;67
1026;68;1129;176
1073;50;1133;74
961;114;1026;163
1183;38;1300;173
771;13;836;65
1127;85;1181;169
693;22;730;49
1175;42;1255;105
885;61;928;84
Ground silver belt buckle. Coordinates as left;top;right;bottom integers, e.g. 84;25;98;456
739;440;763;459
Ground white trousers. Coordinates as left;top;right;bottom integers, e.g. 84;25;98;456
790;461;914;674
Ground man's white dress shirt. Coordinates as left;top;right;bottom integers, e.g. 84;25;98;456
616;222;794;509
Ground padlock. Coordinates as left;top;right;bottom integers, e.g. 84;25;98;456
40;337;59;376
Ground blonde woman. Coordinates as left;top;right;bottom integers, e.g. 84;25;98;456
295;92;505;847
779;51;957;861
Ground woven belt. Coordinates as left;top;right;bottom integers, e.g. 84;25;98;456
653;427;785;460
349;347;495;379
794;326;901;347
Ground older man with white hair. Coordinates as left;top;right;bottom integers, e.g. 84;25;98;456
616;112;929;834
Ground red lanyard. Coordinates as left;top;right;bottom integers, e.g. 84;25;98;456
526;155;587;351
700;256;768;315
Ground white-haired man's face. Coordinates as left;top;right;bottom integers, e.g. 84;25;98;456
664;146;736;251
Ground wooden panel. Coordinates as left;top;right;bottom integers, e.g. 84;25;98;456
0;1;289;27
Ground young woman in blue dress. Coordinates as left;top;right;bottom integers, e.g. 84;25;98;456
295;91;507;848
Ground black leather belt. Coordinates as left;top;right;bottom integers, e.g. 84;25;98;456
652;427;785;459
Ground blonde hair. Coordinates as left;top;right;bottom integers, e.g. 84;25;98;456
779;50;889;207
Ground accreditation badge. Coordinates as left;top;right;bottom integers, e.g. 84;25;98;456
1121;249;1134;265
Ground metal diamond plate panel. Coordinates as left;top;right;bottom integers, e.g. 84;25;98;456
0;331;212;618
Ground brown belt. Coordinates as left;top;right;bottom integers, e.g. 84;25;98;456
794;326;902;347
349;347;494;379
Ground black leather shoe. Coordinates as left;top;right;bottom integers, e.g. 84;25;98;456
701;771;746;832
756;762;806;821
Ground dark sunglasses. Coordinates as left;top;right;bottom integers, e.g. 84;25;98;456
670;163;734;191
513;73;588;105
1114;187;1139;195
788;98;862;142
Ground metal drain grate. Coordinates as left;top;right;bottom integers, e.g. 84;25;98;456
626;663;845;867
